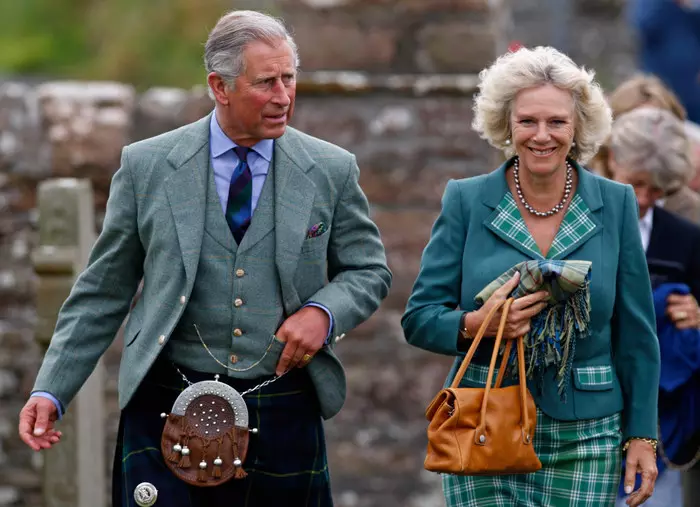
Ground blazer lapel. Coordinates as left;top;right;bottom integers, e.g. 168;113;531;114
548;162;603;260
273;128;317;316
164;114;211;286
482;160;543;260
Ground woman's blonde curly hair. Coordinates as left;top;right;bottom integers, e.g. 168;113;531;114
472;46;612;165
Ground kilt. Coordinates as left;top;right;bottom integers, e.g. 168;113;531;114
443;409;622;507
112;359;332;507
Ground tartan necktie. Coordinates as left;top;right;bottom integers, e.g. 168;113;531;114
225;146;253;244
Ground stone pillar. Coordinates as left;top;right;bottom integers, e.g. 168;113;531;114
32;179;105;507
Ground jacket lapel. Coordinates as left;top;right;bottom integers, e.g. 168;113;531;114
482;160;542;260
164;114;211;286
481;159;603;261
548;161;603;260
272;128;317;316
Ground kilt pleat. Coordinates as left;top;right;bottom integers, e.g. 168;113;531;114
442;409;622;507
112;359;333;507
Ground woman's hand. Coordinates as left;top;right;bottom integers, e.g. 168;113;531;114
463;272;548;339
622;439;658;506
666;293;700;329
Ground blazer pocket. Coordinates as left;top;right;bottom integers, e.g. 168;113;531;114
123;308;143;347
573;365;614;391
300;231;329;254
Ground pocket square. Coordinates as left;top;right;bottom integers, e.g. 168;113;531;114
306;222;327;239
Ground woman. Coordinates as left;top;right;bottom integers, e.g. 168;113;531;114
588;74;700;223
402;46;660;507
607;107;700;507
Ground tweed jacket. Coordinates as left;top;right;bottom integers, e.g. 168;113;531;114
32;113;391;419
402;160;660;440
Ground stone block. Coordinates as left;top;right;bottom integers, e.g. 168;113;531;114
416;20;499;74
372;209;439;309
36;81;135;209
286;11;398;71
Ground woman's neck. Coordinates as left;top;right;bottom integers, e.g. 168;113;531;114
513;160;573;211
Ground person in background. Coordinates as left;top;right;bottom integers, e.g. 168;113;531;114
607;106;700;507
686;121;700;193
589;74;700;223
628;0;700;124
402;46;659;507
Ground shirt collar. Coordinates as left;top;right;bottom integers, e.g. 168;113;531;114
209;111;274;162
639;206;654;230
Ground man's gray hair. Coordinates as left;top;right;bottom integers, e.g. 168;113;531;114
204;10;299;95
610;107;693;193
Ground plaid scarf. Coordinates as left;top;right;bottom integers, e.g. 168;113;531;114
474;260;592;396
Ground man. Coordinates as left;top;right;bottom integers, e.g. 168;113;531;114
18;10;391;507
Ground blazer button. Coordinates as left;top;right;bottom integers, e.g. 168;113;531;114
158;335;166;345
234;298;243;307
233;328;243;337
235;269;245;278
229;354;238;364
180;296;186;304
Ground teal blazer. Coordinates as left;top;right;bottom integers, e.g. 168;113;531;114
402;160;660;440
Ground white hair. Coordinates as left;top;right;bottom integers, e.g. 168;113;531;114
472;46;612;164
610;107;692;193
204;10;299;98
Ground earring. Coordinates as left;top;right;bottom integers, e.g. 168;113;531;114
504;138;512;146
571;141;576;148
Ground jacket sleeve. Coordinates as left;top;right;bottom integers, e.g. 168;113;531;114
612;185;661;440
307;155;392;339
32;146;145;409
401;179;467;356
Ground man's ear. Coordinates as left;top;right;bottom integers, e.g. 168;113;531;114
207;73;230;105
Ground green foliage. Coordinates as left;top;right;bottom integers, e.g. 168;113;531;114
0;0;236;89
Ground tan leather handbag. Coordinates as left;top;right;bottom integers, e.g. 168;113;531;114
424;298;542;475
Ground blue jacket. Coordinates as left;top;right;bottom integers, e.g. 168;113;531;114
619;283;700;497
629;0;700;123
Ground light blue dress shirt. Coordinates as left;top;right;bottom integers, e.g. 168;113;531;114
32;112;334;419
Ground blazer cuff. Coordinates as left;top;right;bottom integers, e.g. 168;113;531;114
30;391;64;420
304;302;334;345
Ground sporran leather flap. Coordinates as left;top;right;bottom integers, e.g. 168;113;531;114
160;379;254;487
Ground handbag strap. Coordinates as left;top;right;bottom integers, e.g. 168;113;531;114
474;297;532;445
449;299;507;389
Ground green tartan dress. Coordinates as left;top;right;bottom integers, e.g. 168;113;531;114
443;193;623;507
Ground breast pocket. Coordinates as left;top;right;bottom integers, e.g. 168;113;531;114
573;365;614;391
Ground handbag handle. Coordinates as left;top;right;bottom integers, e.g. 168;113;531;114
448;298;532;446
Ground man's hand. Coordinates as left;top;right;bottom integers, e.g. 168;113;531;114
18;397;62;451
274;306;330;376
666;293;700;329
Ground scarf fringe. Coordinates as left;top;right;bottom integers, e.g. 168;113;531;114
506;276;591;398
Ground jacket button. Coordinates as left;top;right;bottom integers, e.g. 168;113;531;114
233;328;243;337
235;269;245;277
234;298;243;307
229;354;238;364
180;296;186;304
158;335;165;345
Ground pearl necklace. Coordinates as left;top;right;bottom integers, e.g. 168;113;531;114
513;157;573;217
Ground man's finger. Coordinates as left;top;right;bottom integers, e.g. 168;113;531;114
18;410;41;451
33;405;51;437
276;342;298;376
